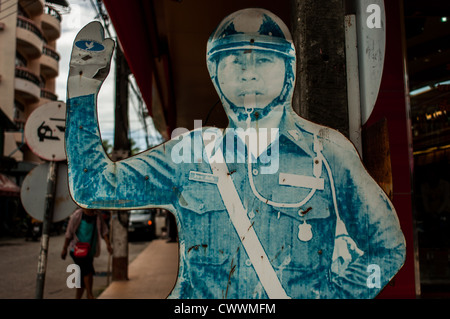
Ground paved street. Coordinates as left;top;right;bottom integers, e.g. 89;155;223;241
0;233;149;299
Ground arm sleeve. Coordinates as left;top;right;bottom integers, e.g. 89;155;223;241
324;136;406;298
66;94;179;210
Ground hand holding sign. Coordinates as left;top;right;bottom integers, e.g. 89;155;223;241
67;21;115;98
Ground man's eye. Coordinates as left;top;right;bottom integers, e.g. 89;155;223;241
232;58;244;65
256;58;272;64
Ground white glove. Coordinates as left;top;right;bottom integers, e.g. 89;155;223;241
67;21;115;99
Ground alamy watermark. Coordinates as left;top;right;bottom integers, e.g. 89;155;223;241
367;264;381;289
66;264;81;289
367;4;382;29
66;263;381;291
171;120;280;175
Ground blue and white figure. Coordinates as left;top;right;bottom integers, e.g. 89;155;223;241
65;9;406;299
75;40;105;52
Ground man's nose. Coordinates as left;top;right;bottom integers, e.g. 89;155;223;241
241;54;258;81
241;64;258;81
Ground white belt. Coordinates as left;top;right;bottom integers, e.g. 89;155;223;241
201;129;363;298
203;131;290;299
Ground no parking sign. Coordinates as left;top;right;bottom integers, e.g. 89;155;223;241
24;101;67;161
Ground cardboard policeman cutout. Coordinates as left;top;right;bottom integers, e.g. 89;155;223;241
66;9;405;299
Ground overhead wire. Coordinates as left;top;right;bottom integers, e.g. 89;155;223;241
128;77;151;149
91;0;157;151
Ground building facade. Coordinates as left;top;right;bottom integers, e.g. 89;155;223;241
0;0;66;163
0;0;68;237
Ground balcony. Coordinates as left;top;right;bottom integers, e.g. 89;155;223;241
14;66;41;103
40;88;58;102
40;45;59;78
41;6;61;41
18;0;44;17
16;16;43;59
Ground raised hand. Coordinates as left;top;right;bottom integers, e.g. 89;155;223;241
67;21;115;98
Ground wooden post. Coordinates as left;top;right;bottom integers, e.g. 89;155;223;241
111;211;129;281
111;46;131;281
290;0;349;137
112;46;131;159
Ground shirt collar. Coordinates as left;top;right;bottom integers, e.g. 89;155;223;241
227;109;315;159
276;109;315;157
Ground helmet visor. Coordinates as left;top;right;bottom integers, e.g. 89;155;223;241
208;34;295;61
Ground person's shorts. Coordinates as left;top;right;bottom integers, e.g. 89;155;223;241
70;251;95;286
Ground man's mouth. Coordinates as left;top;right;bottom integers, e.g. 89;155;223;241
238;91;263;97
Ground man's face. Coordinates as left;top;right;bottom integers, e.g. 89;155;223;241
217;50;286;110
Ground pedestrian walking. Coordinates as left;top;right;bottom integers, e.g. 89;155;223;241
61;207;113;299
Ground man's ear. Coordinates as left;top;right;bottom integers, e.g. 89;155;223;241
207;59;217;80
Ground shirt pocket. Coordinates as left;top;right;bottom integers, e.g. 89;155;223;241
269;205;334;272
178;183;226;214
179;183;233;266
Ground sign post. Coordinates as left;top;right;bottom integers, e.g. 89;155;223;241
22;101;70;299
35;160;57;299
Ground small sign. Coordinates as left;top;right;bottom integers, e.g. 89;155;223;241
20;162;77;222
24;101;67;161
355;0;386;124
75;40;105;52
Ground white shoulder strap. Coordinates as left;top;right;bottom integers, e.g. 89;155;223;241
203;131;290;299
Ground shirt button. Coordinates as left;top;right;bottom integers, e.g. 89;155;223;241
252;168;259;176
199;203;204;210
248;211;255;219
245;259;252;267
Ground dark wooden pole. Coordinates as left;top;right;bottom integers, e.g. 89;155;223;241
290;0;349;137
111;46;131;281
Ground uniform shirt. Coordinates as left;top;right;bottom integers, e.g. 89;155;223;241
66;94;406;299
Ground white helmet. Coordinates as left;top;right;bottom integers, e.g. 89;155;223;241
207;8;295;62
206;8;296;118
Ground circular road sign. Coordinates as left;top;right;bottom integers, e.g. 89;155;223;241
24;101;67;161
20;162;77;222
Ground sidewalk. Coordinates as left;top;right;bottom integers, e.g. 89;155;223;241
98;239;179;299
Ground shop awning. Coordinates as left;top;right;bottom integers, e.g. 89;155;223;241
103;0;175;137
101;1;291;134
